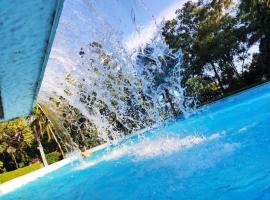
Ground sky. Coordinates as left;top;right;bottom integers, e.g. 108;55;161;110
122;0;186;50
55;0;185;51
89;0;186;50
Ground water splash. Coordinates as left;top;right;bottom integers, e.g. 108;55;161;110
39;0;197;146
75;132;222;170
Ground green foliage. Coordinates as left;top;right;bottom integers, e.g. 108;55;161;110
0;118;35;170
0;105;69;172
0;142;8;154
186;77;216;94
0;161;5;173
163;0;241;84
45;151;62;165
48;97;102;150
162;0;270;102
186;77;220;102
19;162;25;168
239;0;270;42
31;103;68;164
0;117;34;147
238;0;270;81
0;163;42;184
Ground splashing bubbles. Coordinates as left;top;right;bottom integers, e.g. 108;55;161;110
39;0;197;148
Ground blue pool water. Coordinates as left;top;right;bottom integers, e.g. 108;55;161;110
2;83;270;200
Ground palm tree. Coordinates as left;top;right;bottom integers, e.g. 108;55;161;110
0;118;34;169
30;103;67;166
6;146;18;169
37;104;65;157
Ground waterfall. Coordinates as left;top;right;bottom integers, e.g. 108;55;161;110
38;0;197;147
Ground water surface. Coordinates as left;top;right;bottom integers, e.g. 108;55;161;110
2;83;270;200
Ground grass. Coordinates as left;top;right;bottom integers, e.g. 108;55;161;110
0;163;43;184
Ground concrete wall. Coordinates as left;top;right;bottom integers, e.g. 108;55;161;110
0;0;64;121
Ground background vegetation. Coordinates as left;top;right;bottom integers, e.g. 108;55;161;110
163;0;270;103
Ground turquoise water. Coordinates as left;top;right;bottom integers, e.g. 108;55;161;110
2;82;270;200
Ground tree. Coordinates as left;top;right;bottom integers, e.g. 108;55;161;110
186;76;219;102
0;118;34;169
239;0;270;44
239;0;270;80
48;97;102;150
6;146;18;169
30;104;67;166
0;160;5;173
162;0;243;95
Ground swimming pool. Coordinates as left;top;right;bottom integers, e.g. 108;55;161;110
2;82;270;200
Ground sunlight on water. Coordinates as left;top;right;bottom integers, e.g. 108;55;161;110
75;132;222;170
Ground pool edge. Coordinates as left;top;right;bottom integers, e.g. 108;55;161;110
0;158;72;196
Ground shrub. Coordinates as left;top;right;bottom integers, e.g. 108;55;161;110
45;151;62;165
19;162;25;168
0;161;5;173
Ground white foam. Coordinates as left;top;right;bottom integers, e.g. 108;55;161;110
239;127;247;132
76;133;221;170
75;146;130;170
238;122;257;133
131;134;220;160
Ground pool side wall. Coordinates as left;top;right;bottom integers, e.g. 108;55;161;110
0;0;65;121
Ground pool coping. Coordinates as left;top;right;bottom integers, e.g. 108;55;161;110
0;158;73;196
0;136;145;196
0;143;109;196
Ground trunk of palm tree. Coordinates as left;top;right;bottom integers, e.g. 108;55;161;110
37;137;48;166
11;152;19;169
210;62;225;94
38;103;79;152
7;147;18;169
230;62;241;80
259;35;270;77
49;125;65;158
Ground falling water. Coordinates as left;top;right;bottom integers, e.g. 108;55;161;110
39;0;197;147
